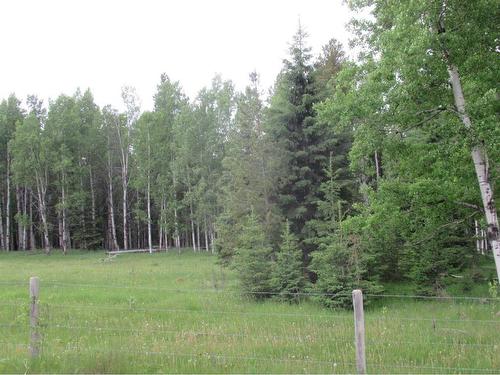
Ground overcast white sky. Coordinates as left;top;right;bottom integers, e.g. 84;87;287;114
0;0;354;111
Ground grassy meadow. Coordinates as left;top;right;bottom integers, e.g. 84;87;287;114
0;250;499;373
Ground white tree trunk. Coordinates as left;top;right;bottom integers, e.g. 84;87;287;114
374;150;381;181
107;148;119;250
209;226;215;254
196;221;200;250
29;190;35;250
35;171;50;253
204;217;209;251
114;117;129;250
79;169;87;249
23;187;28;250
159;196;168;250
447;64;500;281
147;176;152;253
61;172;69;254
122;168;128;250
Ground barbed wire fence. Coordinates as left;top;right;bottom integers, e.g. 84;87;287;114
0;278;499;373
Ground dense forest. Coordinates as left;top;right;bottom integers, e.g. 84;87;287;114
0;0;498;300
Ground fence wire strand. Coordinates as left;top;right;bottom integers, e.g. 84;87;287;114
38;323;355;344
23;301;499;324
3;279;499;302
37;302;354;320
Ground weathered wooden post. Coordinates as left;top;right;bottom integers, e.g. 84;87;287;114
29;276;40;358
352;289;366;374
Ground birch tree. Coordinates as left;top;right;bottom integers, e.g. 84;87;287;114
132;111;156;253
11;111;52;253
436;0;500;281
0;95;24;251
118;86;140;250
102;106;120;250
153;75;188;250
318;0;500;286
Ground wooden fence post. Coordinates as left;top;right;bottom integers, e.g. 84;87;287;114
352;289;366;374
29;276;40;359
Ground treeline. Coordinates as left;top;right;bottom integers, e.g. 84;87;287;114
1;0;498;298
1;76;236;254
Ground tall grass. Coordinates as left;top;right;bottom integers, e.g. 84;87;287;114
0;250;498;373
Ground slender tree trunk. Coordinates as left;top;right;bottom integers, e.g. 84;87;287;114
374;150;381;182
122;171;128;250
108;192;119;250
159;196;167;250
209;225;215;254
16;185;27;250
16;185;23;250
0;199;4;250
147;178;152;253
196;221;200;251
79;171;87;249
174;206;180;248
172;171;180;248
190;206;196;251
475;219;481;254
107;153;119;251
446;63;500;281
6;153;11;251
483;230;488;253
129;215;133;250
112;111;130;250
158;198;162;250
159;222;163;250
35;172;50;253
29;191;35;250
146;129;152;253
61;171;69;254
58;212;63;249
204;217;209;251
0;196;5;250
136;217;140;249
89;165;97;227
23;187;28;250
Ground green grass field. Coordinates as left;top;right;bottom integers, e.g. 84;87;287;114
0;250;498;373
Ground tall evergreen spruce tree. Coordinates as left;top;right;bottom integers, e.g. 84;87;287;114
267;25;332;256
233;212;274;298
271;220;307;301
